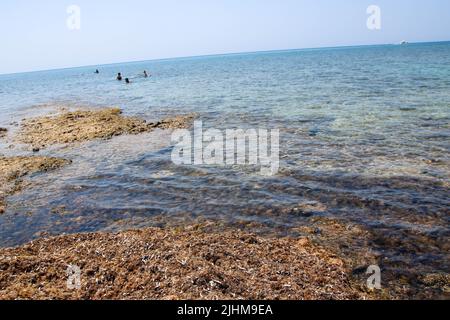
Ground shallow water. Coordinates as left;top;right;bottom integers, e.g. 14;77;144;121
0;43;449;291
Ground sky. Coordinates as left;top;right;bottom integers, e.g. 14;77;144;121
1;0;449;74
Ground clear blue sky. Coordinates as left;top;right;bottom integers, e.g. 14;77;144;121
1;0;449;74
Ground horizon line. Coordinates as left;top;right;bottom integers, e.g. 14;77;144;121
1;39;449;77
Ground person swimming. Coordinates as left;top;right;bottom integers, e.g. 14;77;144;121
117;73;123;81
95;69;99;74
143;70;148;78
125;78;131;84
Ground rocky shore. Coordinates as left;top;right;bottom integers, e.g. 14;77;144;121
1;108;194;214
16;107;195;150
0;107;375;300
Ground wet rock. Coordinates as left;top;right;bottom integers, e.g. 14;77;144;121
0;156;70;214
16;108;196;149
424;158;443;165
283;201;327;217
352;266;369;275
157;114;196;130
419;273;450;292
0;127;7;138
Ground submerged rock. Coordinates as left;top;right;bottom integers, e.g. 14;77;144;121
0;127;7;138
0;156;71;214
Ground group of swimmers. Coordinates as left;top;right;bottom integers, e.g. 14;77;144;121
94;69;150;84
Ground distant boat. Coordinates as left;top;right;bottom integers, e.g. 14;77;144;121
400;40;409;45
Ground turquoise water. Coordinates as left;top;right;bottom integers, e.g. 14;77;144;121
0;42;449;292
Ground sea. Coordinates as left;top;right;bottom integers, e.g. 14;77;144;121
0;42;449;293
